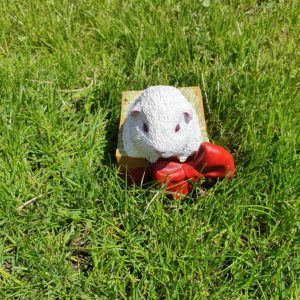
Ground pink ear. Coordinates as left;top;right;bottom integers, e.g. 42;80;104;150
130;105;140;117
183;110;193;123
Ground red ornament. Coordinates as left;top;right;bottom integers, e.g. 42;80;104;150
152;142;235;198
122;142;235;198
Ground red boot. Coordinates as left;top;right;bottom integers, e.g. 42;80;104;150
152;160;200;198
187;142;235;178
152;142;235;198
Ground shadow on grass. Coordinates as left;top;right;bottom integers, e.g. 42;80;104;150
102;116;119;166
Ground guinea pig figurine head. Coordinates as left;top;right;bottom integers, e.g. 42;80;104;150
122;85;203;163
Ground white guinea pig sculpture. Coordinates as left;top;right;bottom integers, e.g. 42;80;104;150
122;85;203;163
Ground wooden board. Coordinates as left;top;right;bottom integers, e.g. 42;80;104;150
116;86;208;169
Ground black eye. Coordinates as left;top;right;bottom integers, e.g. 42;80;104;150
143;123;148;133
175;124;180;132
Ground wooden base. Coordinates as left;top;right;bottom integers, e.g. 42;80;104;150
116;86;208;171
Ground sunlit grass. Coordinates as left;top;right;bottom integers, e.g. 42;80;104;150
0;0;299;298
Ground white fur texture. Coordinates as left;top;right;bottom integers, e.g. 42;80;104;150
122;85;203;163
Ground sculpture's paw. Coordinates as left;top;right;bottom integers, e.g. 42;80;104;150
148;156;158;163
178;156;188;163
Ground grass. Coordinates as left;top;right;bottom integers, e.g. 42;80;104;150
0;0;299;298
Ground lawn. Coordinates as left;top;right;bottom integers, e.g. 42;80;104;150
0;0;299;298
